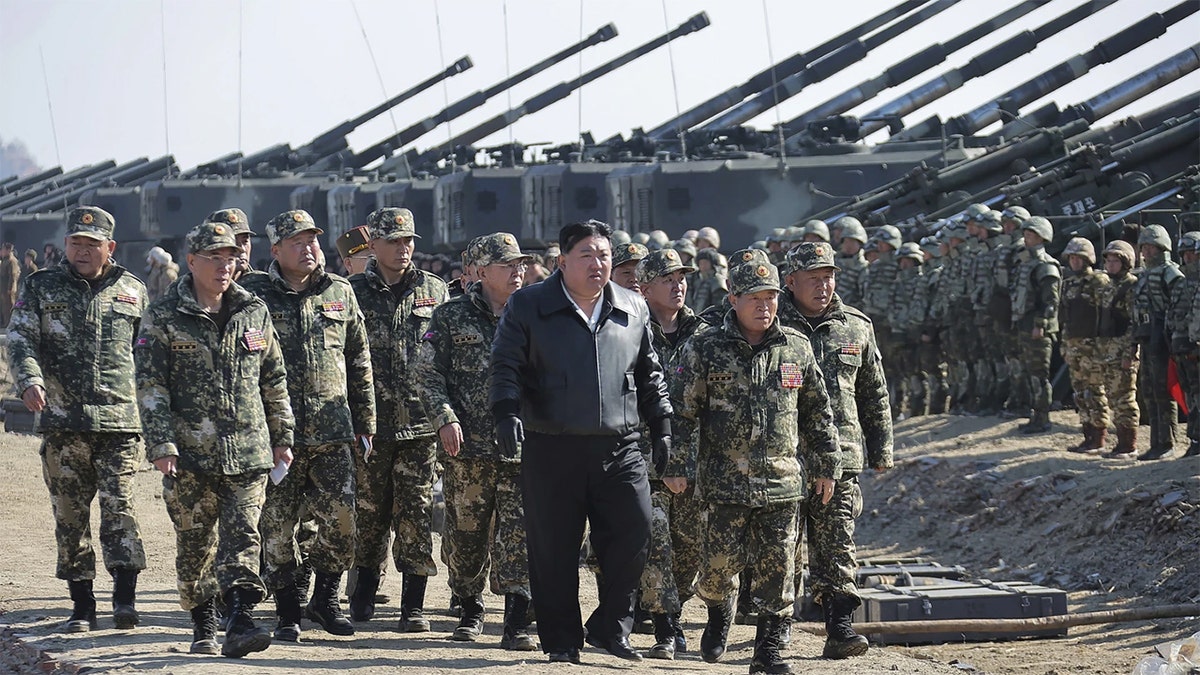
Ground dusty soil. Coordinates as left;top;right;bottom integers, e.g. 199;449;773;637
0;410;1196;674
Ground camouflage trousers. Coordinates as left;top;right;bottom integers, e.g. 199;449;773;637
794;475;863;605
1017;329;1054;413
918;335;948;414
354;436;438;576
40;432;146;581
163;469;268;610
697;500;798;617
874;327;901;413
1139;339;1178;450
441;455;529;598
972;323;999;409
1062;337;1110;428
638;483;702;614
1096;338;1139;428
941;318;976;410
259;443;356;589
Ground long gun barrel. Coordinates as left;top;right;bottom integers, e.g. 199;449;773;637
894;1;1200;140
996;43;1200;136
399;12;711;173
849;0;1122;141
698;0;961;131
644;0;927;141
783;1;1050;144
335;24;618;171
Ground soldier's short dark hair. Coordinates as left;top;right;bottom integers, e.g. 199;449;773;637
560;219;613;254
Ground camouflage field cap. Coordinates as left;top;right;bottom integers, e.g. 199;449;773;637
336;226;372;260
187;221;239;254
635;248;696;285
66;206;116;240
206;208;252;236
266;209;323;245
729;260;781;295
730;247;772;270
786;241;838;273
613;242;650;267
368;207;420;240
474;232;531;266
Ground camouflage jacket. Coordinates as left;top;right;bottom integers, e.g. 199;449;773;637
967;236;1004;325
146;262;179;302
923;264;945;334
835;251;868;308
1131;257;1182;344
860;252;898;328
942;241;978;314
135;275;294;474
1169;260;1199;348
639;306;708;470
241;263;374;446
1098;271;1138;343
1190;278;1200;344
890;265;928;339
350;260;448;439
685;270;727;313
8;262;147;432
990;239;1023;326
1011;245;1061;332
667;313;840;507
1058;267;1109;340
778;295;891;476
413;281;508;461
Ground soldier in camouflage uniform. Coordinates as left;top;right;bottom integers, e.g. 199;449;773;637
1096;240;1141;456
1169;231;1200;458
687;247;728;313
860;225;901;416
336;226;373;277
1011;217;1062;434
136;221;295;658
919;236;950;414
632;248;706;660
965;207;1006;414
413;232;537;651
348;207;449;631
204;208;262;283
1058;238;1111;453
766;229;788;265
665;260;840;673
1131;225;1183;459
779;242;892;660
612;242;650;292
996;207;1032;417
7;206;148;634
240;210;375;641
946;219;982;414
833;217;868;309
801;220;830;243
890;242;929;417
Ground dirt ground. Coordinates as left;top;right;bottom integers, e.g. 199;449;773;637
0;410;1196;674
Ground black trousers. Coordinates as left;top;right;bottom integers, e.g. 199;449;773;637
521;431;651;653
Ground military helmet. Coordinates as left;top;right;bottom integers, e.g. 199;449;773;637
975;209;1003;233
919;236;941;257
897;241;924;262
1062;237;1096;265
695;247;723;266
766;227;787;244
965;203;990;220
836;217;868;244
1178;230;1200;253
1022;216;1054;242
801;219;830;242
672;238;697;260
752;240;768;250
784;225;804;242
1137;224;1172;251
1102;240;1136;268
873;224;902;250
1001;205;1031;225
610;229;632;246
631;232;651;245
696;226;721;250
646;229;671;251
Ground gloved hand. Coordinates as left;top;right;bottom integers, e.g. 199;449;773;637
496;416;524;459
652;436;671;478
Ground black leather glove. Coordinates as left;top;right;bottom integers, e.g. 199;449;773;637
652;436;671;478
496;416;524;459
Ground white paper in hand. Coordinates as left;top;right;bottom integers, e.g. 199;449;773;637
270;458;289;485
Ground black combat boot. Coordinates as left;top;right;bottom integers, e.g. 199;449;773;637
348;566;380;622
500;593;537;651
646;613;676;660
735;571;756;625
700;599;733;663
221;587;272;658
273;582;302;642
451;594;485;641
749;613;792;674
670;612;687;653
1138;412;1176;460
306;571;355;636
190;597;220;655
65;579;97;633
294;561;313;607
111;569;139;629
822;596;868;659
398;574;431;633
634;591;654;634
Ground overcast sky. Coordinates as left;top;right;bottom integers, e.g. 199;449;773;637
1;0;1197;173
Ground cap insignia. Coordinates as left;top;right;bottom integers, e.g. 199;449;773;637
80;213;94;225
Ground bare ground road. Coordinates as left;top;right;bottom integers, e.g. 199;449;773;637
1;410;1196;674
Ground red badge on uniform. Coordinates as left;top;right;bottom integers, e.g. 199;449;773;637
422;330;436;341
244;328;267;352
115;294;139;305
322;301;345;312
780;362;803;388
840;343;861;355
136;337;148;347
415;297;438;308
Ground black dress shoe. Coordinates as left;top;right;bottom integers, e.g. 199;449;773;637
605;636;644;661
584;633;609;651
548;648;581;663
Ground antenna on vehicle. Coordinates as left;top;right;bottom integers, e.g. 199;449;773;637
760;0;787;174
351;0;405;176
159;0;172;177
236;0;244;187
503;0;516;168
576;0;587;158
38;46;66;211
661;0;686;162
434;0;456;173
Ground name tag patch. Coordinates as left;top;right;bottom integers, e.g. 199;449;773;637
708;372;733;384
452;333;483;345
244;329;267;352
171;340;198;352
414;297;438;308
780;362;804;388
